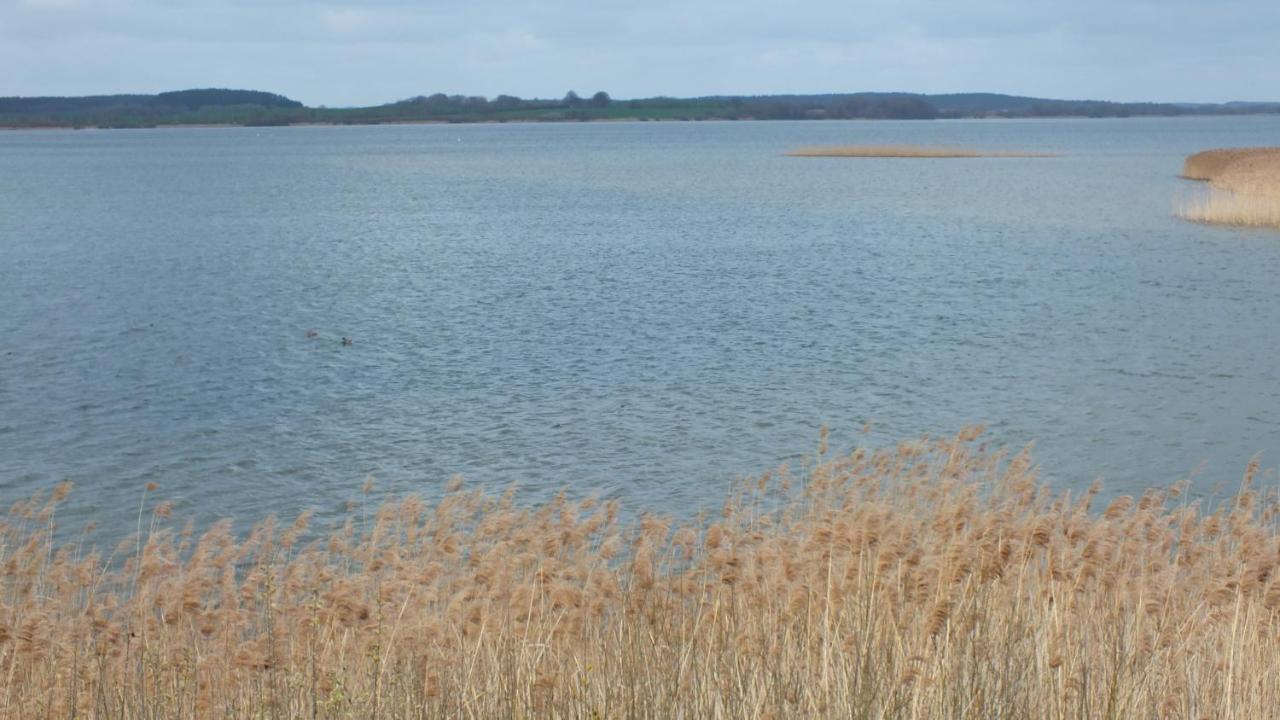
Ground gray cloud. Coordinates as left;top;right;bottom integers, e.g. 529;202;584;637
2;0;1277;105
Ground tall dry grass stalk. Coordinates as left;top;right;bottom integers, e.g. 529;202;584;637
785;145;1056;158
4;429;1280;718
1180;147;1280;228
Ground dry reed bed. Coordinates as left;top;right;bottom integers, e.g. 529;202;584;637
1211;153;1280;201
4;429;1280;718
1180;147;1280;228
785;145;1056;158
1181;147;1280;182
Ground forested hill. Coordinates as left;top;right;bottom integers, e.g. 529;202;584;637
0;89;302;114
0;89;304;127
2;87;1277;128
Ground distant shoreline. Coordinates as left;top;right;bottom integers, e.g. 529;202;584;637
5;87;1278;131
2;113;1273;133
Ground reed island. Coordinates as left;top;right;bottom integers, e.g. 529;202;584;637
1180;147;1280;229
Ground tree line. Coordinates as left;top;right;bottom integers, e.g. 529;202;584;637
2;88;1277;129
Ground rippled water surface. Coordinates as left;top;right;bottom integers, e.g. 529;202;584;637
3;117;1280;531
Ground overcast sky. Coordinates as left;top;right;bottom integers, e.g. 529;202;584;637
3;0;1277;106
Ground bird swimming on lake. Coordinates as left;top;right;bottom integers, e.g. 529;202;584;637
341;337;352;346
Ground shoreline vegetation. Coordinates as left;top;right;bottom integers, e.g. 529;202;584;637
3;87;1280;130
1180;148;1280;229
785;145;1059;158
5;429;1280;717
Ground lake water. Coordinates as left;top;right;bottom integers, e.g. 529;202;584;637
3;117;1280;533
